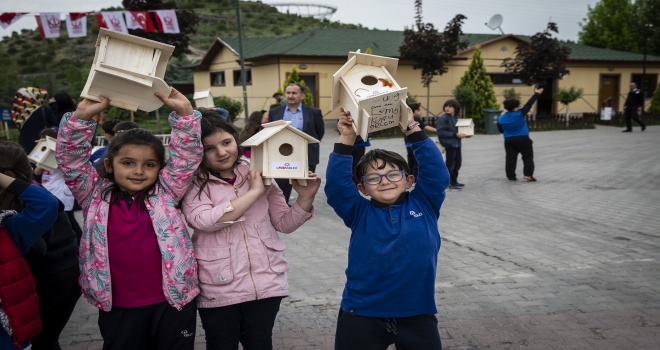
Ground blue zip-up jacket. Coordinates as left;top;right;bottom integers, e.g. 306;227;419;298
498;93;541;138
325;132;449;317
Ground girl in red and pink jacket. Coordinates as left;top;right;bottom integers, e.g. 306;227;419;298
182;114;320;350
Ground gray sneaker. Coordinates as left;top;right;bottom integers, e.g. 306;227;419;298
448;185;462;191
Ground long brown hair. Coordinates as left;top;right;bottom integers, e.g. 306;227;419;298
0;142;33;212
238;111;264;144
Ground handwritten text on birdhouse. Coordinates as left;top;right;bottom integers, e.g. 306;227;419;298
365;91;402;131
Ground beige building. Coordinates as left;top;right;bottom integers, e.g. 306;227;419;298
190;28;660;119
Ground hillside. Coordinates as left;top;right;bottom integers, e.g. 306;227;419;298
0;0;365;107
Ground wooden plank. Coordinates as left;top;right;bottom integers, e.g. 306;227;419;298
348;51;399;77
150;49;162;76
331;55;356;111
96;65;153;87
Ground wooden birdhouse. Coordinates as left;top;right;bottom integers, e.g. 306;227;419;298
80;28;175;112
331;50;409;140
28;136;58;171
193;90;214;108
240;120;319;186
456;119;475;137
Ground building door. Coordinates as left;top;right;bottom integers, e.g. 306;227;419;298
285;72;319;108
536;78;555;115
599;75;620;111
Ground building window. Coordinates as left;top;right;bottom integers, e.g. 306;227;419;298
233;69;252;86
631;74;658;99
210;72;225;86
488;73;524;85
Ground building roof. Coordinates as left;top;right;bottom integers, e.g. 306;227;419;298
194;28;660;69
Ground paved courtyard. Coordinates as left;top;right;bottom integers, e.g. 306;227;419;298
62;124;660;349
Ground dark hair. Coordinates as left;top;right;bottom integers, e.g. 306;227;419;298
39;127;58;139
0;142;33;212
196;107;219;119
285;83;304;94
101;119;122;135
443;99;461;116
272;92;283;98
355;149;410;184
53;92;76;114
239;111;264;144
97;129;166;209
113;121;140;133
194;115;245;200
409;102;421;112
503;99;520;112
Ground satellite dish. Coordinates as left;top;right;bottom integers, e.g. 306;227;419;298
485;14;505;35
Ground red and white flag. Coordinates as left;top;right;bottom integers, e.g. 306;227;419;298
0;12;28;29
36;13;61;38
98;11;128;33
66;13;87;38
124;11;155;32
154;10;179;34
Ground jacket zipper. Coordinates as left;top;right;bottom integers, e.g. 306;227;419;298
234;185;259;299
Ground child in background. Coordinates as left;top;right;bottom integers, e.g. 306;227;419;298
436;99;467;191
238;110;268;158
181;115;320;350
56;90;203;350
90;119;122;166
34;127;83;242
325;108;449;350
405;103;436;181
0;144;60;350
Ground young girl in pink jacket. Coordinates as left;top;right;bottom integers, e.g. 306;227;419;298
56;91;203;350
182;114;320;350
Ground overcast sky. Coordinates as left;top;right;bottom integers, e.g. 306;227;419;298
1;0;600;41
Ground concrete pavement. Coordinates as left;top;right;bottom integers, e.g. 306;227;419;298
62;124;660;349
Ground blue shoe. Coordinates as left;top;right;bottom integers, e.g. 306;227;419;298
447;185;462;191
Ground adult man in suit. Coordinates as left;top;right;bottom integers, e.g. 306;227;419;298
622;82;647;132
268;83;325;203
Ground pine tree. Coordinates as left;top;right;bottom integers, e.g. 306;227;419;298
649;83;660;113
456;45;499;123
282;66;313;106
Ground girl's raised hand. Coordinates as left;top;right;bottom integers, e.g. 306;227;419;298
73;96;110;121
247;169;267;196
155;88;194;117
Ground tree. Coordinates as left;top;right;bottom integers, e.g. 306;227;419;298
281;66;313;106
502;23;571;86
578;0;640;53
455;45;499;123
649;83;660;113
555;86;584;125
452;85;479;118
502;88;521;101
122;0;198;57
213;96;243;122
399;0;468;114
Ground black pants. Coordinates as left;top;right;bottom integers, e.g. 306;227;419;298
405;147;419;182
65;210;83;245
31;265;81;350
334;309;442;350
98;300;197;350
198;296;283;350
624;107;646;131
275;165;316;204
352;146;367;184
504;137;534;179
444;147;462;185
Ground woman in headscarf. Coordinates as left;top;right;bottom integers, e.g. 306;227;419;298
12;87;58;155
49;91;77;121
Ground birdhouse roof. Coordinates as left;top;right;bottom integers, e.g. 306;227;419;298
98;28;175;58
456;119;474;127
193;90;212;99
240;120;320;147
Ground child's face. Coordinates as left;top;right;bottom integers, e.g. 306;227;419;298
203;130;239;178
413;109;423;117
104;132;112;142
357;161;414;205
104;145;160;196
444;105;455;115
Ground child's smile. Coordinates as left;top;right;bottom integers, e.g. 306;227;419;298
104;145;160;195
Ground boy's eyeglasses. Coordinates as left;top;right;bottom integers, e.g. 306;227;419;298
362;170;406;185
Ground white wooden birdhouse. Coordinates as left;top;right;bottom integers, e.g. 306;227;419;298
193;90;214;108
80;28;175;112
28;136;57;171
240;120;319;186
456;119;475;137
331;50;409;140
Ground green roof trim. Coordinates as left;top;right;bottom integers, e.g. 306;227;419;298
217;28;660;62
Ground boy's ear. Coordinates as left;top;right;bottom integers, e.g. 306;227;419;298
356;183;370;196
103;158;113;173
406;175;415;189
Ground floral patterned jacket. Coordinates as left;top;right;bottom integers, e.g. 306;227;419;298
56;111;203;311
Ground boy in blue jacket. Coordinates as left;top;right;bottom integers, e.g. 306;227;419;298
325;108;449;350
497;87;544;181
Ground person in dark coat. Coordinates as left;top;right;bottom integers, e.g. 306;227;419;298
622;82;647;132
268;83;325;203
12;87;58;155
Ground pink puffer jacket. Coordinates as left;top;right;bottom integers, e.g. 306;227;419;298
181;161;314;308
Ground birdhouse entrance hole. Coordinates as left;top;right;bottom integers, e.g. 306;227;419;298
279;143;293;156
361;75;378;85
41;146;47;152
